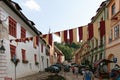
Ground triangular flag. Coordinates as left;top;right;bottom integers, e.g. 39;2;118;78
54;32;60;37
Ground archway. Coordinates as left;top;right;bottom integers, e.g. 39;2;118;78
107;54;114;71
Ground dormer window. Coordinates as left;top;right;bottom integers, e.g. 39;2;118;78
111;3;115;15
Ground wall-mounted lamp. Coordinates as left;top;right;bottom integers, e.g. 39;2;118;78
0;40;5;53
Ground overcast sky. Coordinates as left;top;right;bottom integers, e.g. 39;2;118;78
13;0;105;35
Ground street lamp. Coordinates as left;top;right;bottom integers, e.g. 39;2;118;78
0;40;5;53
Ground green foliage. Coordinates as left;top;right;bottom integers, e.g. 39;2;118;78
54;42;81;61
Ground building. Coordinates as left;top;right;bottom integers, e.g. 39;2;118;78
54;46;64;63
106;0;120;70
0;0;50;80
90;0;109;66
74;0;110;66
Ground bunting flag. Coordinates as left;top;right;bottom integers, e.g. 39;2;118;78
64;30;68;43
42;34;49;45
48;33;52;46
61;31;64;43
100;20;105;38
33;36;37;48
78;27;83;42
93;22;99;39
61;30;68;43
73;28;77;43
69;29;73;44
54;32;60;37
82;25;88;42
88;23;93;40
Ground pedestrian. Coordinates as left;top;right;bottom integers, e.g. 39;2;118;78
83;66;94;80
110;67;120;80
72;66;75;74
74;66;79;78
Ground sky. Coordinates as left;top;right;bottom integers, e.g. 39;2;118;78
13;0;105;42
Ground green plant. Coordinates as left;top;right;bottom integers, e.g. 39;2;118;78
35;62;39;65
22;60;29;64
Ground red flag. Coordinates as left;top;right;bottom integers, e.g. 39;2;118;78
54;32;60;37
69;29;73;44
49;33;52;46
78;27;83;41
64;30;68;43
88;23;93;40
100;21;105;38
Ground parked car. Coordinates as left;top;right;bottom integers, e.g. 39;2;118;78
64;65;70;72
53;63;62;70
45;65;60;73
78;65;86;75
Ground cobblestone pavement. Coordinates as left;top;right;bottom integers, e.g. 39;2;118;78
17;71;101;80
16;72;52;80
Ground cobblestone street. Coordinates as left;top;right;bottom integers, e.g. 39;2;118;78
16;71;100;80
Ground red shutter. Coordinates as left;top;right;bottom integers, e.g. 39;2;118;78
78;27;83;41
100;21;105;38
88;23;93;40
69;29;73;44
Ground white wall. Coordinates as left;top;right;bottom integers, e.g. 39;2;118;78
0;1;50;80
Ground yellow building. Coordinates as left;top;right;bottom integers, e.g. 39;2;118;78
106;0;120;70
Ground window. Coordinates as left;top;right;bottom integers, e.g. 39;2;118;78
109;29;113;42
9;16;17;37
21;27;26;38
10;45;16;59
114;25;119;39
41;44;43;53
111;3;115;15
99;53;102;59
34;54;37;62
22;49;26;60
95;55;97;62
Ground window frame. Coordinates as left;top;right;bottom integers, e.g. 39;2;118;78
114;25;119;39
22;49;26;60
21;26;26;38
10;45;16;59
111;3;115;15
9;16;17;37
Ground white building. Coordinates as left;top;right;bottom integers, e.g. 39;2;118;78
0;0;50;80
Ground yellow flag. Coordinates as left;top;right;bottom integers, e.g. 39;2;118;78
73;28;77;43
83;25;88;41
61;31;64;43
93;22;99;39
43;34;49;45
33;36;37;48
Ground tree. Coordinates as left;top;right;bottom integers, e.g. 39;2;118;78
54;42;81;61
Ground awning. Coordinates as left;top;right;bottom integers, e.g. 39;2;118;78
94;59;113;67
